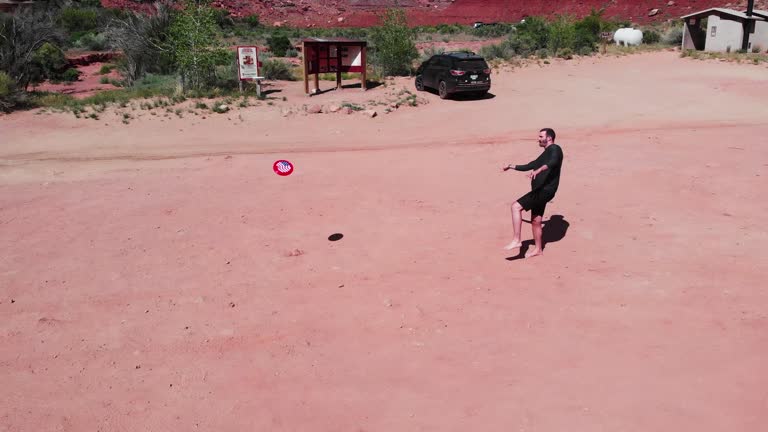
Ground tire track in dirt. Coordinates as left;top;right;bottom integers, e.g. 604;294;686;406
1;120;763;164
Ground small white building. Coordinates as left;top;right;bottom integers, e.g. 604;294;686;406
681;6;768;53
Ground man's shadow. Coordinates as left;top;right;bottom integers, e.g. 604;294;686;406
506;214;570;261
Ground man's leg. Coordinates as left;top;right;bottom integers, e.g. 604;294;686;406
525;214;544;258
504;201;525;250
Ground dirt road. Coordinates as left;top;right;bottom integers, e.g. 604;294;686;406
2;51;767;431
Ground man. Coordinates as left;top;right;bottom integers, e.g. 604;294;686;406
502;128;564;258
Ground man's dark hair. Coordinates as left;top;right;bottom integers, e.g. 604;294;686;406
540;128;556;141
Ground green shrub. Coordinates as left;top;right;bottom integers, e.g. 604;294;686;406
267;34;292;56
577;45;594;56
643;30;661;44
470;23;513;38
548;13;602;56
663;26;683;45
0;72;12;97
59;7;98;33
210;63;238;89
514;16;550;53
261;59;295;80
420;46;445;62
341;102;364;111
548;16;577;55
506;33;533;57
99;64;115;74
318;72;357;81
479;42;515;60
30;42;68;84
75;32;109;51
212;8;234;28
556;47;574;59
369;9;418;76
244;14;260;28
680;49;701;59
211;102;230;113
0;71;19;112
436;23;463;35
61;68;81;82
285;48;299;58
572;11;603;52
100;76;110;84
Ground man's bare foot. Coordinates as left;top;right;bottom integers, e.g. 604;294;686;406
525;248;543;258
504;240;523;250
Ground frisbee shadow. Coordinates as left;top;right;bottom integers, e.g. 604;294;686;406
506;214;570;261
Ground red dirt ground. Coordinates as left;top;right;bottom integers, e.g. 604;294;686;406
2;51;768;431
32;61;122;100
101;0;768;27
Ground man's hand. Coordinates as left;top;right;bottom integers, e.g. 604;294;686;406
503;164;514;172
527;170;538;180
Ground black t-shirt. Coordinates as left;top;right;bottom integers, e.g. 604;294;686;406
514;144;564;194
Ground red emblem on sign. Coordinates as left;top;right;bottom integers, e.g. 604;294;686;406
273;160;294;176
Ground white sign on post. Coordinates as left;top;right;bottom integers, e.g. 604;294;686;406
237;46;261;81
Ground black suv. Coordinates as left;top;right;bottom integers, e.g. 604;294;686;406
415;52;491;99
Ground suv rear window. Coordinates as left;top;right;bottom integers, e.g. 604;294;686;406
455;59;488;70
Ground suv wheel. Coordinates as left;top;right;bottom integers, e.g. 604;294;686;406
415;76;424;91
438;81;449;99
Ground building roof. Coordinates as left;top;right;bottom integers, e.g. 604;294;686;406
301;37;366;44
681;7;766;20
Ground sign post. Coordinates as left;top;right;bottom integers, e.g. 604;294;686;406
237;46;264;96
600;32;613;54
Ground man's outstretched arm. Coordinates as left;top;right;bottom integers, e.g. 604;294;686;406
504;154;545;172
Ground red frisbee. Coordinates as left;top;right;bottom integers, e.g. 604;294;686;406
273;160;294;176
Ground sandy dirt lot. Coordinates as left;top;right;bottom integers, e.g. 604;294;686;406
2;51;768;431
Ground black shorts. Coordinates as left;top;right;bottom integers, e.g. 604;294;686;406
517;189;555;217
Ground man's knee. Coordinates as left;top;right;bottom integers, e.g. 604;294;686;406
532;215;543;225
512;201;523;211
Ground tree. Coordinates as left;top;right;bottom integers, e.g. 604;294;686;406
369;9;418;77
0;6;65;90
548;15;576;56
105;1;173;84
168;0;228;91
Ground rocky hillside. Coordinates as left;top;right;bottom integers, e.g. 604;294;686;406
100;0;768;27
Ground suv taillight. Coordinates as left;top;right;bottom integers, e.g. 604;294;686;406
483;68;491;74
450;70;466;76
